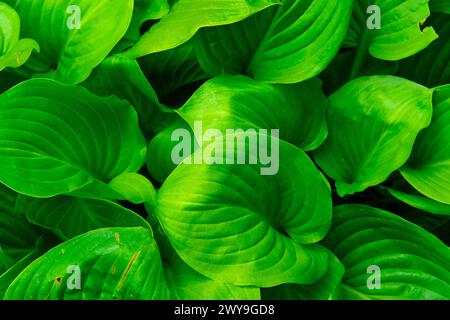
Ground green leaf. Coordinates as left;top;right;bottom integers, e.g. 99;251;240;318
0;79;147;198
123;0;279;58
15;195;151;241
400;85;450;204
388;188;450;216
0;185;42;262
149;206;262;300
0;185;58;297
126;0;170;41
0;2;39;71
165;255;261;300
314;76;433;197
81;56;163;138
344;0;438;62
397;13;450;87
157;135;334;287
0;249;40;298
0;2;20;54
323;205;450;300
4;227;171;300
147;116;198;184
0;211;41;262
0;233;58;298
177;75;328;151
5;0;134;84
109;173;156;205
261;253;344;300
194;0;353;84
0;38;39;71
430;0;450;14
138;41;210;101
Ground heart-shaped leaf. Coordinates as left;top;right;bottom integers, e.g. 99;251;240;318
157;134;334;287
314;76;433;196
148;203;261;300
194;0;353;84
323;205;450;300
400;85;450;204
123;0;279;58
0;79;147;198
5;0;133;84
4;227;171;300
177;75;328;151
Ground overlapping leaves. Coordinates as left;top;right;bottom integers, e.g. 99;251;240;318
0;0;449;301
4;0;134;83
0;79;147;198
0;2;39;71
324;205;450;300
194;0;353;83
314;76;433;196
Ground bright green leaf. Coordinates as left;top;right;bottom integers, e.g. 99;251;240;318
5;0;134;84
388;188;450;216
165;255;261;300
149;206;262;300
401;85;450;204
123;0;279;58
147;116;197;184
314;76;433;197
344;0;438;62
195;0;353;84
0;79;147;198
0;2;39;71
157;135;333;287
109;173;156;205
262;253;344;300
323;205;450;300
0;233;58;298
177;75;328;151
4;227;171;300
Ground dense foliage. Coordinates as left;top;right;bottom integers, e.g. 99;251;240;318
0;0;449;300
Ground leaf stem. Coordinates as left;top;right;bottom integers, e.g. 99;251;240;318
349;30;371;80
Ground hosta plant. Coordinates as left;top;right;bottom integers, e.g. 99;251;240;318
0;0;449;300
